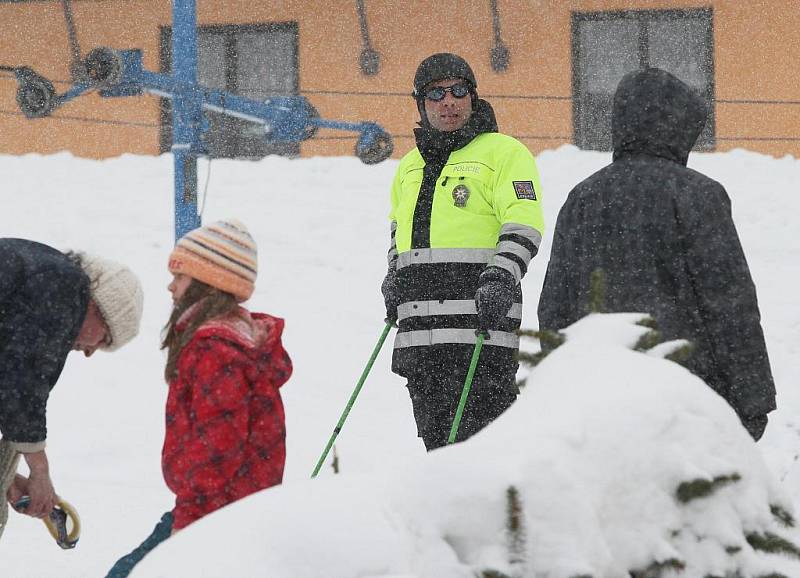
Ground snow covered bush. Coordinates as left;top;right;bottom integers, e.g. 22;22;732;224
132;313;799;578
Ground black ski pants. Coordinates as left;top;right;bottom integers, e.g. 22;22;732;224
400;345;518;451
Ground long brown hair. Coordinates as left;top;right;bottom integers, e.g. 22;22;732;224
161;279;239;382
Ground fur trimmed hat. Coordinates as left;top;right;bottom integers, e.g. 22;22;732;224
78;254;144;352
168;219;257;302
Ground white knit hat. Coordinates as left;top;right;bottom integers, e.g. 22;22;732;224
79;254;144;351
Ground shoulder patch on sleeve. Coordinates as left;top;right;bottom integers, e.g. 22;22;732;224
513;180;537;201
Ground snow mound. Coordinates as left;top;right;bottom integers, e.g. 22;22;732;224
132;313;800;578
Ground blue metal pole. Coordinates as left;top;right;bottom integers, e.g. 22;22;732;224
171;0;201;241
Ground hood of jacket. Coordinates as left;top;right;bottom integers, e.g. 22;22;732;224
611;67;707;166
177;304;285;368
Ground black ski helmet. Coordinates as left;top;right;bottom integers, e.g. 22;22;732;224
412;53;477;97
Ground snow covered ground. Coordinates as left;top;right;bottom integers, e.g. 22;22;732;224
0;145;798;576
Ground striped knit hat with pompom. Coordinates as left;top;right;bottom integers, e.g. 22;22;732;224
168;219;258;302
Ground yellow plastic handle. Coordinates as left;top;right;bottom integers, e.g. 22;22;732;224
43;498;80;549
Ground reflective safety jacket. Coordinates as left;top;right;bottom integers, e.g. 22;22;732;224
387;113;544;374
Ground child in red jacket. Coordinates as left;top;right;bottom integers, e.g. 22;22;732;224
161;218;292;530
105;219;291;577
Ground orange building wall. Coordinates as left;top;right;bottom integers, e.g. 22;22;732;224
0;0;799;159
712;1;800;157
0;0;167;157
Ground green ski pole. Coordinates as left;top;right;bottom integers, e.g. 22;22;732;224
448;331;486;444
311;321;393;477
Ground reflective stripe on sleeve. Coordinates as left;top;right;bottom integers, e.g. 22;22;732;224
490;223;542;283
394;329;519;349
499;223;542;250
491;254;523;285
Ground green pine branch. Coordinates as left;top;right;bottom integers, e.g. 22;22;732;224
515;329;565;369
675;473;741;503
636;316;658;330
631;317;661;351
479;571;511;578
629;558;685;578
506;486;526;575
632;315;695;367
588;268;607;313
515;329;565;351
746;531;800;559
770;503;795;527
516;328;540;338
516;350;548;369
634;330;663;352
664;342;695;365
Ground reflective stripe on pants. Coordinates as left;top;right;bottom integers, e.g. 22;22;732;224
397;300;522;323
394;328;519;349
396;248;496;270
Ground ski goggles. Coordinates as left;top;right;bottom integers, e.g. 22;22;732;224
423;82;471;101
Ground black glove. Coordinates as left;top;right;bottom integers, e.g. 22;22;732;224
475;267;516;332
742;414;768;441
381;267;402;325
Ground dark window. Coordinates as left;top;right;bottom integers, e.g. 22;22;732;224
160;23;299;159
572;9;715;151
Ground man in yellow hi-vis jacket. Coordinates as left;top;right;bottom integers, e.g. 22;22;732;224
381;53;545;450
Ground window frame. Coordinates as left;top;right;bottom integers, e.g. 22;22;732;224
571;7;716;151
158;21;300;159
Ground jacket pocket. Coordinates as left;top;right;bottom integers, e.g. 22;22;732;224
436;171;494;217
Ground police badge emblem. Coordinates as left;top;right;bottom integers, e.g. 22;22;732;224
452;184;470;207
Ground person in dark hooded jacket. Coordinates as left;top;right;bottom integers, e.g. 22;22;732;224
537;67;775;440
0;239;143;540
381;53;545;450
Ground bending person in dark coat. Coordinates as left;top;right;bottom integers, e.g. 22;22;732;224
0;238;143;541
538;68;775;440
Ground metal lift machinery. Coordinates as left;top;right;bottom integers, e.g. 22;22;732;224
6;0;394;239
